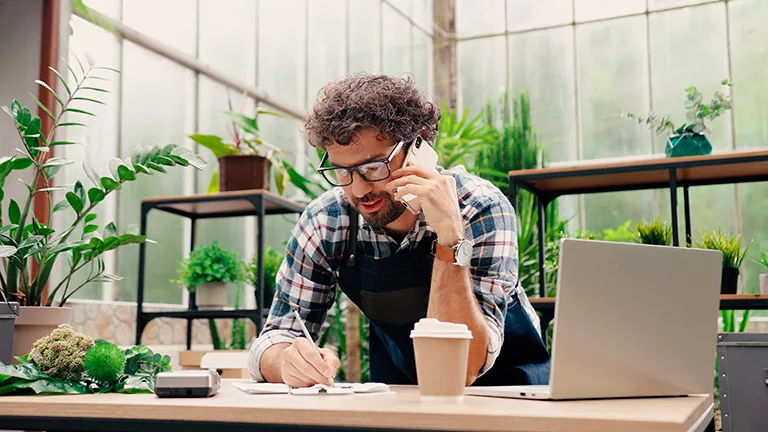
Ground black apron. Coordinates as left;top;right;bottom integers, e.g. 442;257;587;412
337;208;551;386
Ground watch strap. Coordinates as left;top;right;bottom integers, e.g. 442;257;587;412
431;240;457;264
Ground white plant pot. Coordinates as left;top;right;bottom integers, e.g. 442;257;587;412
13;306;73;362
195;282;228;310
760;274;768;295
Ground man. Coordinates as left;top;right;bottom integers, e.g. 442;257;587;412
247;73;550;387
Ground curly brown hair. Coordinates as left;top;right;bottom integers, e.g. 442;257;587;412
303;73;441;149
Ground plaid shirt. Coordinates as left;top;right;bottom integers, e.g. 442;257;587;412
247;165;540;381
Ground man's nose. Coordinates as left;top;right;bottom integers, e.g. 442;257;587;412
350;173;373;198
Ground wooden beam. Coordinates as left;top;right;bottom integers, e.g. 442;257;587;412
36;0;61;304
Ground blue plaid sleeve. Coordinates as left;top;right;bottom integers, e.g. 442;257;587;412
247;197;340;381
464;191;519;377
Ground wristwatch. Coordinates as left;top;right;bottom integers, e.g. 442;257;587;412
432;238;473;267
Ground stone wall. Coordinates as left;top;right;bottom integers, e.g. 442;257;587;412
67;299;258;369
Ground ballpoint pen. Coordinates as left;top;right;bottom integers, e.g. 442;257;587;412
292;307;335;387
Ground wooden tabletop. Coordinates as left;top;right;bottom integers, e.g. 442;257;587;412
141;189;306;217
0;380;713;432
508;149;768;197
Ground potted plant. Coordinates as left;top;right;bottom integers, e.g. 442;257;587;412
623;78;733;158
248;246;283;309
0;60;205;359
635;217;673;246
758;252;768;295
174;241;246;310
696;230;749;295
189;107;291;194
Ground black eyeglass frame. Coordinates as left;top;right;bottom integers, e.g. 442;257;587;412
316;139;407;187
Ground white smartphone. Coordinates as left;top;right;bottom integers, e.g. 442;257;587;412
399;136;439;214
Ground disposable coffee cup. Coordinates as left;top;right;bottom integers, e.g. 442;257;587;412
410;318;473;402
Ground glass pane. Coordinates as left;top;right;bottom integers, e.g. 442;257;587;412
413;0;433;31
61;13;122;300
458;36;507;117
349;0;381;73
117;43;196;304
731;0;768;295
584;191;656;234
575;0;645;22
649;0;710;11
507;0;573;32
81;0;120;18
649;3;730;153
412;30;433;94
259;0;306;110
456;0;505;38
730;0;768;151
199;0;256;81
122;0;197;55
577;16;650;160
655;185;738;248
388;0;412;18
308;0;347;100
509;27;577;163
577;16;652;233
382;3;411;76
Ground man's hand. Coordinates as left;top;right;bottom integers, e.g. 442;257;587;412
279;338;341;387
387;165;464;245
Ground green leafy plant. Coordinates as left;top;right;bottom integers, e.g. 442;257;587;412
695;229;749;269
757;252;768;270
0;326;171;395
248;246;283;301
189;105;292;194
0;59;205;307
601;220;639;243
624;78;733;136
174;241;246;291
635;217;673;246
433;101;497;169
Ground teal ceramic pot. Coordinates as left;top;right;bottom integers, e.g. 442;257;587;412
665;133;713;158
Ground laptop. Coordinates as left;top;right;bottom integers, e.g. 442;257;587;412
466;238;722;400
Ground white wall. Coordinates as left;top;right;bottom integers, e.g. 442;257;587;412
0;0;43;210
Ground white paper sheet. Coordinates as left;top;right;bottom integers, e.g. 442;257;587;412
232;381;392;395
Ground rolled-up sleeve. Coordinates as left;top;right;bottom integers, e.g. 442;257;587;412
465;198;519;376
247;207;338;382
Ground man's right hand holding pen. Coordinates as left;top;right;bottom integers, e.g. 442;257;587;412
258;308;341;388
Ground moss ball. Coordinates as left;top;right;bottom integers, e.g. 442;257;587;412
83;342;126;384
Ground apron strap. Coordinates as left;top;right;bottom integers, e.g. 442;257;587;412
346;207;358;267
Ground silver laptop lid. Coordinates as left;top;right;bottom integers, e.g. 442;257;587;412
549;239;722;399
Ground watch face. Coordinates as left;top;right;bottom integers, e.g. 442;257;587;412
456;240;472;266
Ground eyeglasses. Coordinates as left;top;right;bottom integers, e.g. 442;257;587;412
317;140;406;187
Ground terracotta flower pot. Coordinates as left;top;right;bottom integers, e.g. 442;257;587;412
218;155;271;192
13;306;73;362
195;282;228;310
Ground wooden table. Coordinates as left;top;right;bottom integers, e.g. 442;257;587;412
507;149;768;298
0;380;715;432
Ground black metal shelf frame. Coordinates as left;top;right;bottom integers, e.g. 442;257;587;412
135;192;304;349
508;153;768;300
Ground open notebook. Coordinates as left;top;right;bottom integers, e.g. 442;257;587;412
232;382;391;395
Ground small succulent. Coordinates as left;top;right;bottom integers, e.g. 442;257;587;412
84;341;126;384
29;324;94;381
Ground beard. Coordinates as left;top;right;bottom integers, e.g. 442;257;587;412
351;191;406;229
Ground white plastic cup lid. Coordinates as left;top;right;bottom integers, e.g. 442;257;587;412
409;318;473;339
